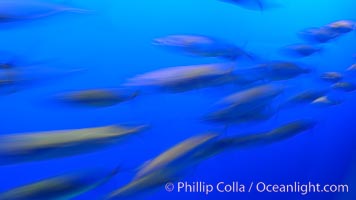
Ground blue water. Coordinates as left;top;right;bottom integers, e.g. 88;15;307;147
0;0;355;199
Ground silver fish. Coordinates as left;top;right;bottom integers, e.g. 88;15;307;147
203;104;275;125
326;20;355;34
312;96;342;107
320;72;343;83
107;134;218;199
204;84;283;125
134;133;218;180
153;34;253;60
0;125;148;165
124;63;238;92
332;81;356;92
107;168;178;200
193;120;316;162
279;89;329;109
218;84;284;107
281;44;322;58
54;89;139;107
347;64;356;72
299;27;341;44
0;167;119;200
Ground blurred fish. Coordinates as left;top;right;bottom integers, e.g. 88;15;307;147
332;81;356;92
124;63;239;92
281;44;322;58
54;89;139;107
193;120;316;162
262;119;316;141
0;0;90;23
203;104;275;125
312;96;342;107
299;27;341;43
347;64;356;71
219;0;279;11
326;20;355;34
218;84;284;107
246;61;311;81
108;120;315;199
134;133;218;180
107;168;178;200
346;64;356;78
279;89;328;109
320;72;343;83
107;134;218;199
204;84;283;124
0;124;148;165
0;167;119;200
153;35;254;60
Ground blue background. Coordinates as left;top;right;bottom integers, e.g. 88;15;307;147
0;0;355;199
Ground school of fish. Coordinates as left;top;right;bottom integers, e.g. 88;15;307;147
0;0;355;199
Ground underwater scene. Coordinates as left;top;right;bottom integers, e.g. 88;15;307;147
0;0;355;199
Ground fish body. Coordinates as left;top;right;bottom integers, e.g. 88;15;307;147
326;20;355;34
332;81;356;92
282;44;322;57
108;134;218;199
193;120;316;161
134;133;218;180
299;27;341;43
347;64;356;71
204;84;282;124
107;169;177;200
153;35;252;60
124;63;237;92
312;96;342;106
320;72;343;83
263;120;316;141
0;168;118;200
279;89;328;109
261;62;311;81
204;104;274;124
0;125;148;165
55;89;139;107
219;84;284;107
